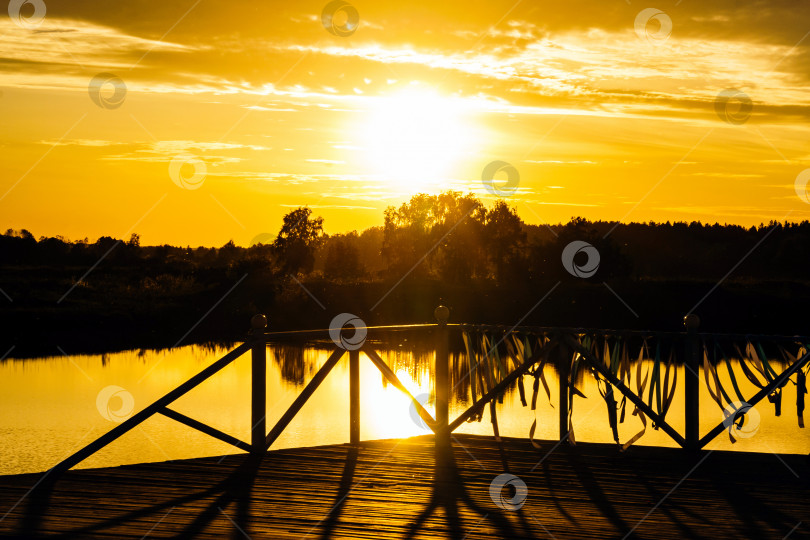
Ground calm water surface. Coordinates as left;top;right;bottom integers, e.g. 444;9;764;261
1;341;808;475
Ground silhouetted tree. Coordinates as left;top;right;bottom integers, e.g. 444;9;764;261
382;193;440;276
484;200;526;281
432;191;486;282
382;191;487;280
553;218;631;280
324;232;361;280
273;207;324;275
357;226;385;275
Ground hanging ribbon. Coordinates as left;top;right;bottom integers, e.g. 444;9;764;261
622;339;651;451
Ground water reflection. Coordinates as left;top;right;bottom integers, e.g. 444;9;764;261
1;338;808;476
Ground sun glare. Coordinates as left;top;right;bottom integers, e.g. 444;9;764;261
357;89;479;192
364;364;434;438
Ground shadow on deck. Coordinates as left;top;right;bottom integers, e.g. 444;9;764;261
0;434;808;539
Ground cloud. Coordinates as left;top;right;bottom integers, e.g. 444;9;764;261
524;160;597;165
4;1;809;129
147;141;269;153
0;17;192;73
96;140;270;166
38;139;125;147
279;204;377;210
521;199;599;207
243;105;298;112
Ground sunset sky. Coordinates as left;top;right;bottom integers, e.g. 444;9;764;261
2;0;809;246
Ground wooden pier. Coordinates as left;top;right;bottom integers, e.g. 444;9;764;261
1;434;807;539
4;315;810;538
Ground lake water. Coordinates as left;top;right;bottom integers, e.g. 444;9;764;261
1;340;808;475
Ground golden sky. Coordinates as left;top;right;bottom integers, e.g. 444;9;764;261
2;0;809;246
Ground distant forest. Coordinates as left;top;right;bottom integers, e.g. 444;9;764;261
3;191;810;356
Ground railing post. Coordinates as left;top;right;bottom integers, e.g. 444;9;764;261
251;314;268;455
684;314;700;451
434;305;450;451
558;335;570;442
349;349;360;445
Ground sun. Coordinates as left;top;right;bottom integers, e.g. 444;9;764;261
365;366;435;438
357;88;479;192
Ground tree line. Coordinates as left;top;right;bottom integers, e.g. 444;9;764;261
3;190;810;284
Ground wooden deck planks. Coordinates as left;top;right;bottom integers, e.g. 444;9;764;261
0;435;808;539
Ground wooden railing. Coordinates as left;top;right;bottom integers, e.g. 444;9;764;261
50;308;810;474
50;315;449;475
459;316;810;451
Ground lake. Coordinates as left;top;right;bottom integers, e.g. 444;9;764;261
1;339;808;475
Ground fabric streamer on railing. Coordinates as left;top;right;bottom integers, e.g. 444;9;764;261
462;329;557;448
742;340;784;416
504;335;527;407
577;336;671;449
464;327;809;452
588;336;620;445
717;344;745;404
703;338;810;442
481;334;495;401
506;333;546;394
647;342;663;426
498;331;549;443
661;346;678;421
462;331;489;422
704;343;727;404
463;330;523;423
463;330;684;450
599;338;620;445
573;335;680;451
524;333;553;450
621;340;650;451
462;331;479;409
756;341;784;416
617;341;631;424
778;344;809;428
708;341;748;443
566;335;592;446
734;342;767;391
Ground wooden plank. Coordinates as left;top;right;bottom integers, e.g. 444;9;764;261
0;434;806;539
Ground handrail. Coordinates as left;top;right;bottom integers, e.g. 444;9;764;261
260;322;810;344
51;340;254;475
259;323;441;339
459;322;810;451
49;310;810;476
459;323;810;344
48;319;453;474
